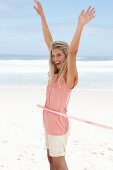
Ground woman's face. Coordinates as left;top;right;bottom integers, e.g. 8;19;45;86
51;48;66;71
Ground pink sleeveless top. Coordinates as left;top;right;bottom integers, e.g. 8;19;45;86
43;70;78;136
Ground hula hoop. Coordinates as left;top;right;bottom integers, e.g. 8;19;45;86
37;104;113;130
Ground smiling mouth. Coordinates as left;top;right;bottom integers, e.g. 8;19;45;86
56;62;61;66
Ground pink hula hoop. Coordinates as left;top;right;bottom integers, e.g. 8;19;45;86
37;104;113;130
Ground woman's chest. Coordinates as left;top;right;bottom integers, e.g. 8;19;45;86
46;78;71;106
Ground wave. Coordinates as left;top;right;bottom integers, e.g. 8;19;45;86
0;60;113;73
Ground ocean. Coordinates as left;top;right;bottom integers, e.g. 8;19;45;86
0;54;113;90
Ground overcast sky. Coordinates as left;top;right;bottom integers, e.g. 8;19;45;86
0;0;113;57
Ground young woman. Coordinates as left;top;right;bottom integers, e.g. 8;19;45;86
33;1;96;170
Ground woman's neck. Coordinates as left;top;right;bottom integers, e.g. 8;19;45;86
55;69;60;74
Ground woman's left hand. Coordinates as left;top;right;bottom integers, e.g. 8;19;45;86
78;6;96;27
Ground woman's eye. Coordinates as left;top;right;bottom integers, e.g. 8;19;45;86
52;54;61;58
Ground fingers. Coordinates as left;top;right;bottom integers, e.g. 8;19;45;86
80;9;85;16
89;7;96;18
34;0;41;6
83;6;96;20
82;6;96;17
90;10;96;17
33;5;38;13
34;0;38;4
89;7;95;15
33;0;40;11
84;6;92;15
89;15;96;21
33;5;37;10
33;0;38;10
34;0;37;5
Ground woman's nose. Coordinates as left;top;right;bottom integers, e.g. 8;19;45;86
53;56;59;61
54;55;59;59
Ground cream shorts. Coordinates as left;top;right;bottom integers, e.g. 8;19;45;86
45;129;70;157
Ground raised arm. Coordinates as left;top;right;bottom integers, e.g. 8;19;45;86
69;6;96;54
68;6;96;77
33;0;53;52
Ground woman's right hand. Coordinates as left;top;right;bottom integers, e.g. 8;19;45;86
33;0;44;18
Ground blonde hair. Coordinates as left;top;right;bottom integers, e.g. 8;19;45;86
48;41;69;88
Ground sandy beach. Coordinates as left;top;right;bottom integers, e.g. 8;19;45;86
0;87;113;170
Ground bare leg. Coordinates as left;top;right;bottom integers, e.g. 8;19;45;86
50;163;56;170
52;156;68;170
47;149;56;170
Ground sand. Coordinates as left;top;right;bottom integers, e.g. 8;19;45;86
0;87;113;170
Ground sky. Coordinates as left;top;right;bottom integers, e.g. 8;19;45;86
0;0;113;57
